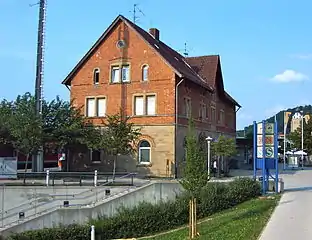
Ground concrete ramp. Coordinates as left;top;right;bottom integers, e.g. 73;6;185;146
0;181;183;237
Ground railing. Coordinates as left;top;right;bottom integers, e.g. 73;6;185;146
0;172;144;229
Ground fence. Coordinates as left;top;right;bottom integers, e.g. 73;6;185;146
0;172;140;229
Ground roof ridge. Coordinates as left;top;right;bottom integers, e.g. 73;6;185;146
187;55;219;59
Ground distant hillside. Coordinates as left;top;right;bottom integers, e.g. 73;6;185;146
237;105;312;138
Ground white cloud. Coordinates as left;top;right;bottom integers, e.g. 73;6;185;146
291;54;312;60
271;70;308;83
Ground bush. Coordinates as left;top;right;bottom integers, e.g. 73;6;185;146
6;178;260;240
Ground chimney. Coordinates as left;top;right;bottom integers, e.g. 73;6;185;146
149;28;160;40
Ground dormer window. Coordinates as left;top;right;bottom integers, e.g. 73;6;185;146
142;65;148;81
93;68;100;84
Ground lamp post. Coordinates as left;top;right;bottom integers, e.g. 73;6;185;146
206;136;212;180
300;110;304;169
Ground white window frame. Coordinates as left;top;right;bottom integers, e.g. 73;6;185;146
146;95;156;115
142;65;149;81
111;66;120;83
134;96;144;116
86;98;96;117
97;98;106;117
138;141;151;164
93;68;100;85
121;65;130;82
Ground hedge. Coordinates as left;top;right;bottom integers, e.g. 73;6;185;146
6;178;260;240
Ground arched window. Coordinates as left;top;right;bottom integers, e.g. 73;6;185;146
142;65;148;81
93;68;100;84
138;140;151;163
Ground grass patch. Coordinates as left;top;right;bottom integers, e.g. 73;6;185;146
141;195;280;240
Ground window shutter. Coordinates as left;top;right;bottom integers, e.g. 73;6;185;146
135;96;144;115
146;95;156;115
87;98;95;117
97;98;106;117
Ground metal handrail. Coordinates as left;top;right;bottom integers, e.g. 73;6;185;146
0;173;140;229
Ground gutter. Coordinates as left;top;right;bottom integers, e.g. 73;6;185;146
235;106;241;113
174;78;184;179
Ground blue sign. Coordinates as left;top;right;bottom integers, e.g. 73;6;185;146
253;120;279;195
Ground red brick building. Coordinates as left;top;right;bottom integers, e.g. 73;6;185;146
62;15;240;177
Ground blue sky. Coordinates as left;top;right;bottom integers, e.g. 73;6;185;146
1;0;312;129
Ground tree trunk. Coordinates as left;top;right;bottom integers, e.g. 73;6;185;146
23;153;30;184
112;154;117;182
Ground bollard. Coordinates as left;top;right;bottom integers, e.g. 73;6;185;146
105;189;111;196
46;170;50;187
94;170;98;187
91;225;95;240
19;212;25;220
63;200;69;207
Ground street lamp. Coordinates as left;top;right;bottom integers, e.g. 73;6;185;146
206;136;213;180
300;110;304;169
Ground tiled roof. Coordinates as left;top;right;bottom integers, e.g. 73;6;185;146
186;55;219;87
61;15;239;106
186;55;240;107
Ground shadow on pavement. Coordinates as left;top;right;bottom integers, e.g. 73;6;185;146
285;186;312;192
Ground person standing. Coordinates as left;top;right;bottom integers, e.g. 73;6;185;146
213;160;217;177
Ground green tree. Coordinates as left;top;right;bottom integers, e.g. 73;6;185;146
211;135;237;177
0;99;13;143
42;97;98;170
288;116;312;155
1;93;43;176
179;119;207;239
0;93;98;172
92;112;141;180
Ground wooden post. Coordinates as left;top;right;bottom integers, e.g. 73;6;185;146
194;198;197;236
189;199;192;239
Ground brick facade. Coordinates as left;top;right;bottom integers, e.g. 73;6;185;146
62;15;239;177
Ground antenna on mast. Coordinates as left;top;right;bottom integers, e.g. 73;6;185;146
178;42;190;57
131;3;145;24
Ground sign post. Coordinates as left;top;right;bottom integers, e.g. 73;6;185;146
253;120;279;194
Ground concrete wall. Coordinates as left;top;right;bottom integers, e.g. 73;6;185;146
0;182;183;237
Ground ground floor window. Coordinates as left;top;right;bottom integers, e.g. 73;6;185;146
138;140;151;163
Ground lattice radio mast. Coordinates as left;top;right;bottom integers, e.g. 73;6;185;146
31;0;47;171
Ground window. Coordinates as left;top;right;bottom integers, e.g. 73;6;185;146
206;105;209;119
138;140;151;163
134;96;144;115
146;95;156;115
184;98;191;118
142;65;148;81
97;98;106;117
219;110;225;125
211;106;216;123
199;103;206;120
111;66;120;83
93;68;100;84
121;65;130;82
111;65;130;83
86;98;95;117
86;97;106;117
90;149;101;162
134;95;156;116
